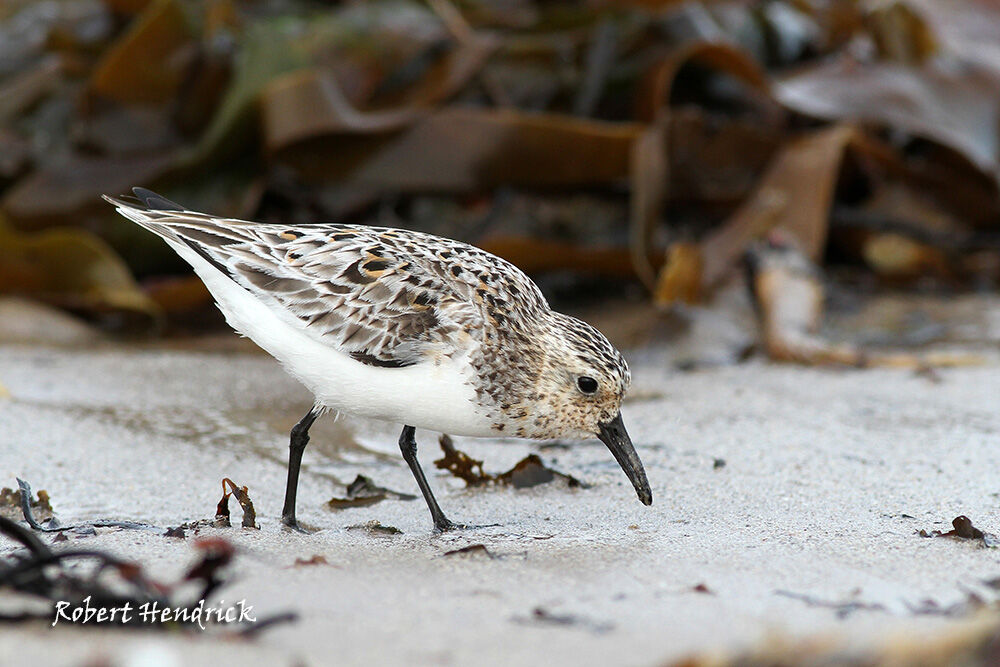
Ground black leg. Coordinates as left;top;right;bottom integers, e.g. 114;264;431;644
399;426;454;532
282;406;321;529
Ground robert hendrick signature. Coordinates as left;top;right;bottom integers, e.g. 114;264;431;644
53;596;255;630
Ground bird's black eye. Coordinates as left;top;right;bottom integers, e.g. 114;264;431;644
577;376;598;394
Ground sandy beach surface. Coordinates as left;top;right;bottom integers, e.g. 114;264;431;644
2;336;1000;666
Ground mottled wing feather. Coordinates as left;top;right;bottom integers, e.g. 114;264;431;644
120;208;508;367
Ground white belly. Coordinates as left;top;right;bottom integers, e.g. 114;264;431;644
170;241;498;437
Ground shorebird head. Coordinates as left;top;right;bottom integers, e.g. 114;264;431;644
532;313;652;506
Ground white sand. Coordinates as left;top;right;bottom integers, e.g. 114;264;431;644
1;343;999;666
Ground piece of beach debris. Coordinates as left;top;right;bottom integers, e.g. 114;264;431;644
435;434;491;486
745;234;985;369
0;516;294;634
919;516;1000;548
216;478;257;529
435;435;585;490
443;544;493;558
745;233;864;366
170;478;263;535
775;589;886;619
345;520;402;536
672;610;1000;666
12;479;155;533
904;593;988;618
0;484;52;522
497;454;583;489
182;537;236;600
512;606;614;635
326;474;416;510
290;555;330;567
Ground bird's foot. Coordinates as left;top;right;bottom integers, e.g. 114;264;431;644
281;516;313;534
433;519;500;533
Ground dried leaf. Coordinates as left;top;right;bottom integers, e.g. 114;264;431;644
512;607;614;635
177;16;309;169
144;274;212;314
1;153;174;228
434;434;490;486
443;544;493;558
629;118;668;289
290;555;330;567
221;477;257;529
864;1;937;64
861;233;950;280
214;485;231;527
345;520;402;536
658;125;875;305
496;454;583;489
0;216;162;327
746;235;984;368
276;108;642;191
776;59;1000;177
479;237;635;278
905;0;1000;75
920;515;1000;548
637;41;772;123
88;0;193;104
326;474;416;510
653;242;702;306
103;0;156;15
745;234;862;366
261;35;496;150
0;486;52;522
435;435;586;489
667;110;783;205
0;55;63;125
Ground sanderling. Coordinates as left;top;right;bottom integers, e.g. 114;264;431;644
104;188;652;531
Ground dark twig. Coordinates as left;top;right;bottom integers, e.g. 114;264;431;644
236;611;299;637
16;478;159;533
0;515;50;559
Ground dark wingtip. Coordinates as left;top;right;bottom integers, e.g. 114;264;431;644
131;187;185;212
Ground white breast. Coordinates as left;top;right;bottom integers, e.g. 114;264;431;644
169;241;498;437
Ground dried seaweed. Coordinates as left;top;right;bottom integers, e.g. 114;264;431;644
443;544;492;558
326;474;416;510
511;607;614;635
12;478;156;533
217;478;257;529
289;555;331;568
345;520;402;536
673;613;1000;667
496;454;584;490
0;484;52;522
434;435;586;490
919;516;1000;548
434;434;491;486
1;0;999;329
775;589;887;620
0;516;294;634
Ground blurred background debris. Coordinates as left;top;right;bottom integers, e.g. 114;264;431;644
1;0;999;363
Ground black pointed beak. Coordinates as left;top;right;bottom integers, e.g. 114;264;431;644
597;412;652;506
